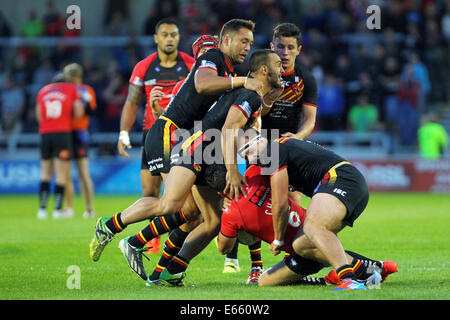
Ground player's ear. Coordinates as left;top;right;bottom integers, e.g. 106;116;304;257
261;64;269;75
270;42;275;50
223;34;231;47
297;45;302;55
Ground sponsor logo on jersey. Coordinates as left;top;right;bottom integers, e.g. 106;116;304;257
199;60;217;70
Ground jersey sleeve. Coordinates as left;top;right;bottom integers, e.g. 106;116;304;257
196;50;222;73
301;67;318;108
220;204;242;238
230;91;261;120
129;58;150;87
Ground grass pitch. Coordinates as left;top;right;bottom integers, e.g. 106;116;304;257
0;193;449;301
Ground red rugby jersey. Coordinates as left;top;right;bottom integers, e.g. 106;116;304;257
37;82;80;134
220;165;306;254
129;51;195;130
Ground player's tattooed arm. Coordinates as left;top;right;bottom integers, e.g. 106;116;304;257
118;84;142;157
126;83;143;106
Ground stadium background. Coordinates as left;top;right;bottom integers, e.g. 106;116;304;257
0;0;449;195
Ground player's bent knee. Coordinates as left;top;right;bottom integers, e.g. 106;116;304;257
257;272;271;286
285;254;324;276
302;218;321;239
159;200;183;216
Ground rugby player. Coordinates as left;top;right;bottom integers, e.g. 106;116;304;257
116;18;195;252
215;164;397;289
145;34;219;283
89;19;264;278
238;129;376;290
62;63;97;218
263;23;317;140
36;73;84;219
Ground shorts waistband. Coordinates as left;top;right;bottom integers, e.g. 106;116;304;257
328;161;351;172
313;161;352;193
159;115;180;129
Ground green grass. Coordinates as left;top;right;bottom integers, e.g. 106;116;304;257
0;193;449;300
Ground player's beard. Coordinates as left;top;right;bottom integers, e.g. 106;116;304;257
268;68;283;89
161;45;176;55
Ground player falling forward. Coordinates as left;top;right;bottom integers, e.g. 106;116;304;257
222;22;320;278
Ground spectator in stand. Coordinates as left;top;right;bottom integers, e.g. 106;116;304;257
43;0;65;36
0;77;25;135
418;112;448;160
348;93;379;133
0;10;12;37
50;39;73;70
423;18;447;102
143;5;160;36
302;3;325;32
30;59;55;95
379;56;401;152
10;55;30;87
0;61;7;89
409;52;431;113
317;74;345;131
21;10;45;37
101;64;127;132
105;11;129;37
442;3;450;41
397;63;421;147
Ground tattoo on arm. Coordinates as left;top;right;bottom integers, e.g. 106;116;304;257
126;84;143;105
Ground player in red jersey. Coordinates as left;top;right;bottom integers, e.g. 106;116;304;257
36;74;84;219
216;164;397;288
117;17;194;198
117;18;195;252
62;63;97;218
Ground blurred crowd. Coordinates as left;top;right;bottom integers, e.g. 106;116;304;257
0;0;449;152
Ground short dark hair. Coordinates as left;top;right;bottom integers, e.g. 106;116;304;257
248;49;275;73
273;23;302;46
204;164;227;191
219;18;255;43
155;17;178;34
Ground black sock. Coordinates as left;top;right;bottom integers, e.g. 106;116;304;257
128;211;187;248
226;241;239;259
54;184;65;211
149;227;189;281
105;213;126;234
39;181;50;209
248;241;263;268
166;254;190;275
336;264;356;281
346;250;382;279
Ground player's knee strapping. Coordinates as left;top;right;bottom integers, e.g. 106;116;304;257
285;254;324;276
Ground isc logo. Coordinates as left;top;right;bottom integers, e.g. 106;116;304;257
333;188;347;197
